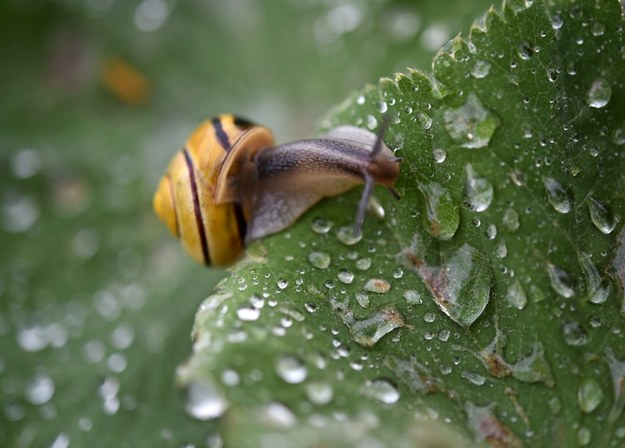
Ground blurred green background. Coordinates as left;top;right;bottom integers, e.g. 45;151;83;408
0;0;492;446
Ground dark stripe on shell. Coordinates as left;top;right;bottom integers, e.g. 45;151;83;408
233;203;247;244
212;117;231;152
232;116;255;129
183;148;211;265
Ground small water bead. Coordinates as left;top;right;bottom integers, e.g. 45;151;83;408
356;94;365;105
367;114;378;130
377;101;388;113
495;241;508;259
502;208;520;232
586;196;617;234
543;177;573;214
471;60;491;79
591;22;605;36
392;268;403;279
25;373;55;405
586;78;612;108
50;433;70;448
336;226;362;245
562;321;588;346
578;378;603;413
363;278;391;294
438;328;450;342
432;148;447;163
547;263;575;298
275;355;307;384
236;306;260;321
108;353;127;373
355;257;372;270
184;379;228;421
311;218;332;234
551;14;563;30
2;193;40;233
566;61;577;76
304;302;317;313
337;270;354;284
363;378;400;404
443;93;500;149
305;382;334;406
403;290;422;305
462;371;486;386
355;292;369;308
261;402;296;427
221;369;240;387
465;163;493;212
486;224;497;240
613;128;625;145
110;323;135;350
506;279;527;310
418;112;432;130
276;279;289;290
424;312;436;323
308;251;331;269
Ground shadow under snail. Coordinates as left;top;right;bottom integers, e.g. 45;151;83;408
153;114;401;266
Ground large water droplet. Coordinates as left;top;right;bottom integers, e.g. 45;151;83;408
506;279;527;309
308;251;331;269
341;306;405;348
25;373;55;405
465;164;493;212
185;379;228;420
305;382;334;405
443;93;500;149
401;241;492;327
586;196;618;234
418;182;460;240
275;356;307;384
578;378;603;413
471;60;491;79
547;263;575;298
363;278;391;294
336;226;362;245
579;252;611;304
562;321;588;346
509;341;555;387
586;78;611;108
543;177;572;214
362;378;400;404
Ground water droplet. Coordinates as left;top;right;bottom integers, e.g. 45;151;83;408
471;60;491;79
591;22;605;36
341;306;405;348
586;78;611;108
11;148;42;179
402;242;492;327
25;373;55;405
432;148;447;163
308;251;331;269
495;240;508;259
486;223;497;240
2;193;40;233
261;402;297;427
50;433;70;448
418;112;432;130
613;128;625;145
506;279;527;309
305;382;334;405
578;427;592;446
236;306;260;321
184;379;228;420
465;163;493;212
443;93;500;149
355;257;371;270
509;341;555;387
311;218;332;234
466;402;522;447
276;278;289;290
275;356;307;384
366;114;378;130
562;321;587;346
578;378;603;413
362;378;400;404
336;226;362;245
543;177;572;213
586;196;618;234
517;41;536;60
547;263;575;298
579;252;611;304
418;182;460;240
355;291;369;308
377;101;388;113
337;269;354;284
462;371;486;386
363;278;391;294
403;289;422;305
502;208;520;232
221;369;240;387
551;14;563;30
356;94;365;105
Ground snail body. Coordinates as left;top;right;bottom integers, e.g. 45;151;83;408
153;114;400;266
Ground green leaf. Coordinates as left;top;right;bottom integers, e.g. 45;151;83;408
182;0;625;446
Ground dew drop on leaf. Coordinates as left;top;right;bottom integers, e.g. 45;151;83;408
342;306;405;348
506;279;527;310
547;263;575;298
305;382;334;405
471;60;491;79
443;93;500;149
586;196;618;234
578;378;603;413
562;321;588;346
363;278;391;294
311;218;332;234
432;147;447;163
362;378;400;404
336;226;362;245
275;355;307;384
502;207;520;232
25;373;55;405
465;163;493;212
337;269;354;284
579;252;611;304
418;182;460;240
184;379;228;421
586;78;612;109
308;251;331;269
543;177;573;214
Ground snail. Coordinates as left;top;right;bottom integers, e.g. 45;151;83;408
153;114;401;266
